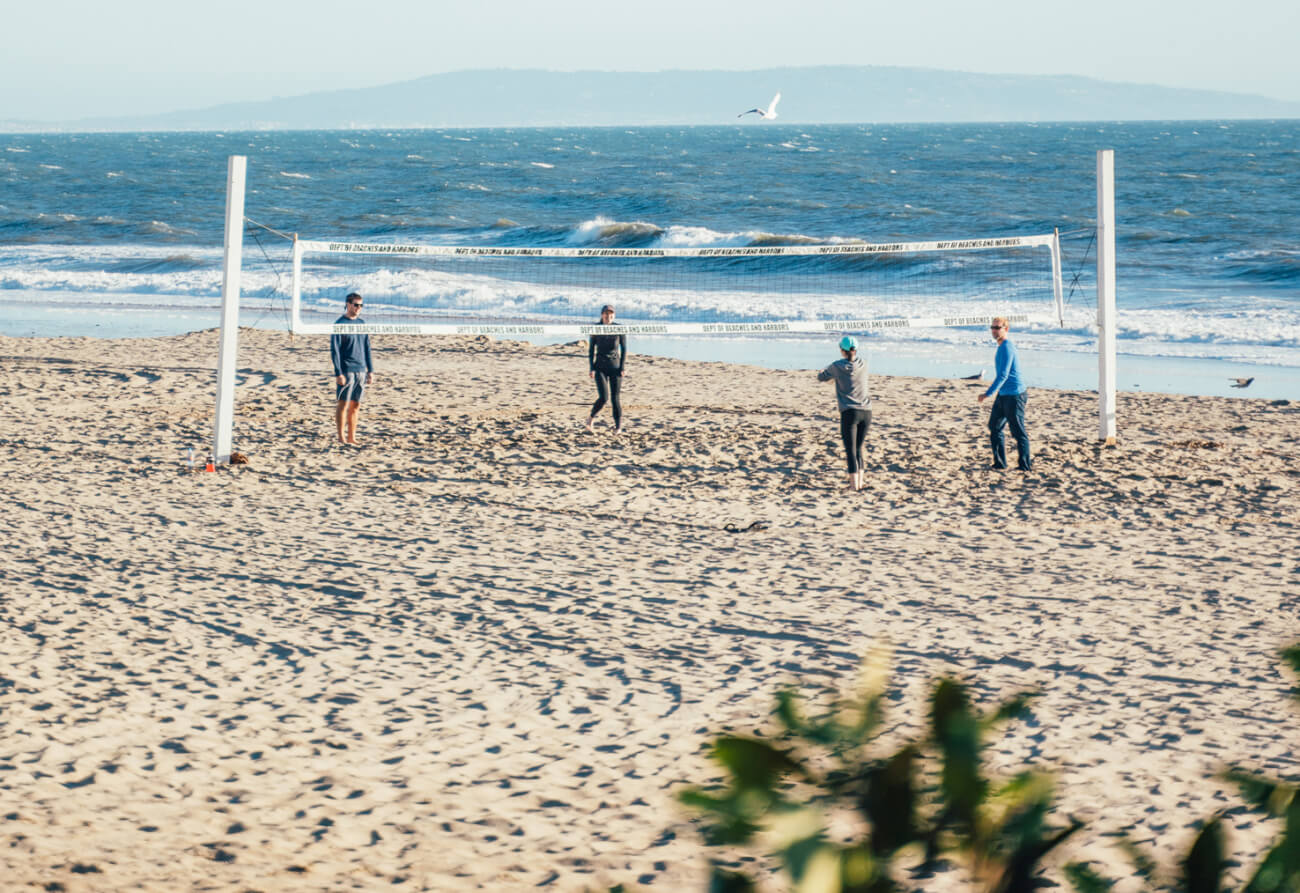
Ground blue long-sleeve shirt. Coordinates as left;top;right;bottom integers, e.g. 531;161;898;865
984;338;1025;398
330;315;374;377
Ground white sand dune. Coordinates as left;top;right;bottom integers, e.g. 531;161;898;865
1;328;1296;891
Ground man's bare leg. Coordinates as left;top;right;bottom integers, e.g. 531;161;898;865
344;402;361;445
335;401;348;444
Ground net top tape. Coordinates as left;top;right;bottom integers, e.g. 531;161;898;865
297;234;1056;259
296;313;1042;338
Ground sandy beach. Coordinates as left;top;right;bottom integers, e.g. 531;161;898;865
1;328;1297;891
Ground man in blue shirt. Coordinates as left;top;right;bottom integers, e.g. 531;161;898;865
977;317;1031;471
330;292;374;446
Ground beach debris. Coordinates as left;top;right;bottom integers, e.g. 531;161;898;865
1171;439;1223;450
229;452;249;465
724;520;770;533
204;454;216;472
1230;377;1255;388
960;369;985;381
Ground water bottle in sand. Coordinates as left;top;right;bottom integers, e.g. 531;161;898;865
187;445;195;472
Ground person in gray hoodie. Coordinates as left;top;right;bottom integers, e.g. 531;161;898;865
817;335;871;491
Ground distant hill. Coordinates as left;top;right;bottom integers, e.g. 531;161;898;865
7;66;1299;132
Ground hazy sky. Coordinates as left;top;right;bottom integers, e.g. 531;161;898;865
4;0;1297;120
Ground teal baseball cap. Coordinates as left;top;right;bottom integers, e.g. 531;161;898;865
839;335;858;351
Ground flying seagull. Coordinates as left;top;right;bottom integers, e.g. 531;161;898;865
1229;377;1255;388
960;369;986;381
738;92;781;119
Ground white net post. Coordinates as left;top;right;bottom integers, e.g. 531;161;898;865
1051;228;1064;326
212;155;246;465
1096;150;1117;444
291;235;303;325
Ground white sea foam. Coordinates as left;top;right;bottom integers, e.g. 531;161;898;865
9;246;1298;363
1224;247;1300;260
3;267;233;298
142;221;199;236
657;225;753;247
287;262;1300;360
279;171;311;179
294;265;1070;333
530;162;555;169
4;222;1298;365
566;216;662;245
1115;307;1300;348
568;217;857;250
1;244;222;264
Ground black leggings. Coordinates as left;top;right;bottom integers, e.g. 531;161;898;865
839;409;871;474
591;367;623;426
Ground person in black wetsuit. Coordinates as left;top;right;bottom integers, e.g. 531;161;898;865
586;304;627;434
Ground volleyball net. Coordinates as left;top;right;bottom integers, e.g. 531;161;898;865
289;233;1064;337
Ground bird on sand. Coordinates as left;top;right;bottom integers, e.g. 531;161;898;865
1229;377;1255;388
960;369;985;381
738;92;781;119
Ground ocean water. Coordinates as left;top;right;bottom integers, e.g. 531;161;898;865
2;122;1297;398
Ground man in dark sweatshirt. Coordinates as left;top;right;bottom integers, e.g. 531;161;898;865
330;292;374;446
